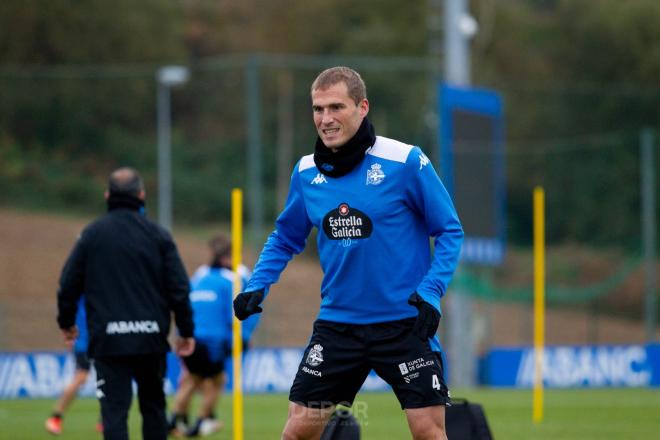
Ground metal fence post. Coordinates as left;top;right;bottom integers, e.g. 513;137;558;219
246;56;264;244
641;128;657;341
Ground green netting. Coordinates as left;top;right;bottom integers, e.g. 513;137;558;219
453;259;642;304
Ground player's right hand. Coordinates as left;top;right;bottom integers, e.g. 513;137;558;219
61;326;79;348
233;290;265;321
175;337;196;357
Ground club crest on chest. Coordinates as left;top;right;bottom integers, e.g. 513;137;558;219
366;163;386;185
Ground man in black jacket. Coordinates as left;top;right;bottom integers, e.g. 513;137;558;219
57;167;195;440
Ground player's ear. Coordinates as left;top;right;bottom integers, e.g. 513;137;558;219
359;98;369;118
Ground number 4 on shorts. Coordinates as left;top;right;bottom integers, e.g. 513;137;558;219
432;374;441;390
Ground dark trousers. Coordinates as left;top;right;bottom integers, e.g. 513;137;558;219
94;353;167;440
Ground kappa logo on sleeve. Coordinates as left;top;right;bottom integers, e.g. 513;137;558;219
419;153;430;170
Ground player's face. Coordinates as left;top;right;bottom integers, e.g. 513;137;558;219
312;82;369;151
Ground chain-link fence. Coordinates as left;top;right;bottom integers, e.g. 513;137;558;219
0;55;657;350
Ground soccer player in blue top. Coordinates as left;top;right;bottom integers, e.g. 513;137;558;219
233;66;463;440
45;297;102;435
169;234;258;437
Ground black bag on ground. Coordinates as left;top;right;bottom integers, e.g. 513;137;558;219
320;408;360;440
445;398;494;440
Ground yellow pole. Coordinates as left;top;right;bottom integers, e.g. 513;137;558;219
231;188;244;440
532;186;545;424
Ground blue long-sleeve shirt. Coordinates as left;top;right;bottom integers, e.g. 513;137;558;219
73;297;88;353
247;136;463;332
190;264;259;343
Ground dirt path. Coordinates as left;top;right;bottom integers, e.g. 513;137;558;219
0;209;653;352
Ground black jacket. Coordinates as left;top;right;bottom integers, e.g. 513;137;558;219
57;197;194;357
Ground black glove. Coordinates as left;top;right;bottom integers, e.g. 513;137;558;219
233;290;265;321
408;292;441;340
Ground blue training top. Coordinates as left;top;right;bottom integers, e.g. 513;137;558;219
246;137;463;349
73;296;88;353
190;264;259;344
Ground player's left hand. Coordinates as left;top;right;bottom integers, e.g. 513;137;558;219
408;292;441;340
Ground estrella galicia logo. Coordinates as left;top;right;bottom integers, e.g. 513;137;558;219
322;203;373;240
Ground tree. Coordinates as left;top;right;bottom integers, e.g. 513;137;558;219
0;0;185;64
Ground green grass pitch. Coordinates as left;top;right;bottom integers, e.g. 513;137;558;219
1;388;659;439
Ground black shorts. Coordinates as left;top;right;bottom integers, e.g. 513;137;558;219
289;318;450;410
74;351;91;371
182;342;225;378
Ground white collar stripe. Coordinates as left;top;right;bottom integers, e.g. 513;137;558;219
298;154;316;172
367;136;414;163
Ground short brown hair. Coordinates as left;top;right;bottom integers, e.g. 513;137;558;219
311;66;367;105
208;234;231;267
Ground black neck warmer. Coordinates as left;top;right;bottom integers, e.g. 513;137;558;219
313;117;376;178
107;192;145;213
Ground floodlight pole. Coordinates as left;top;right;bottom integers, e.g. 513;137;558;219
444;0;472;85
156;65;189;231
444;0;478;388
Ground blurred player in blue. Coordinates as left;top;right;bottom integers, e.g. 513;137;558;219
168;234;258;437
45;297;102;435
